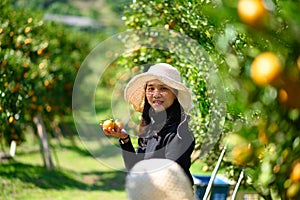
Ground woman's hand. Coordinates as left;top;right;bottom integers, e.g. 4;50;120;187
101;125;128;139
100;119;129;139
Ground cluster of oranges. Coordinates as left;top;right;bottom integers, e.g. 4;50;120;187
237;0;300;109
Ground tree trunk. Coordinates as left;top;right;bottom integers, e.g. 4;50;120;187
33;113;55;170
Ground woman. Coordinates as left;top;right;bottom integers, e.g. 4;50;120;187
101;63;195;185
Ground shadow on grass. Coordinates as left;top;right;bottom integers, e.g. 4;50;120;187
58;143;92;157
16;142;92;158
0;161;126;191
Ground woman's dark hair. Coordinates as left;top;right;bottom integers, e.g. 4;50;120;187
141;97;152;125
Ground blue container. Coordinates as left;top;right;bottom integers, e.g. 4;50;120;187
193;175;230;200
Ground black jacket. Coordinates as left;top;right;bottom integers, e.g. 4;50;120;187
119;106;195;185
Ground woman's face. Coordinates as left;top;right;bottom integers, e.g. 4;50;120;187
145;79;176;112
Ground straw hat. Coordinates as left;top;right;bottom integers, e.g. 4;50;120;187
126;159;195;200
124;63;192;112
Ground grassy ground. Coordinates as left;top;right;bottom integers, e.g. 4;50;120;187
0;135;128;200
0;128;260;200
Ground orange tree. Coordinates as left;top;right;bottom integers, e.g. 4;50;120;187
117;0;300;199
0;0;91;168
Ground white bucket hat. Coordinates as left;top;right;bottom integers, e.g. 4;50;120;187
124;63;192;112
126;159;195;200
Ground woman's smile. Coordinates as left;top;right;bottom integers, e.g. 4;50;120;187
152;100;163;106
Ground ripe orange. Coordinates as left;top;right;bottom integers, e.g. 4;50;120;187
8;116;14;123
102;119;124;132
102;119;115;130
231;143;254;166
250;52;282;86
290;162;300;182
258;131;269;145
237;0;267;26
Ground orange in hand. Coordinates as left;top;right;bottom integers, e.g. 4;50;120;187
100;118;128;140
102;119;115;130
101;119;124;132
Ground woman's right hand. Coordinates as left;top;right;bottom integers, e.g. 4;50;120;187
100;120;129;139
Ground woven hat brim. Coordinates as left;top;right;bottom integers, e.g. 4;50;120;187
124;73;192;112
126;159;195;200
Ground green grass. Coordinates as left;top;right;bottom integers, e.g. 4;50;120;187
0;137;128;200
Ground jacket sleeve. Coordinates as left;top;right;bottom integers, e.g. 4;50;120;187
119;137;145;171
